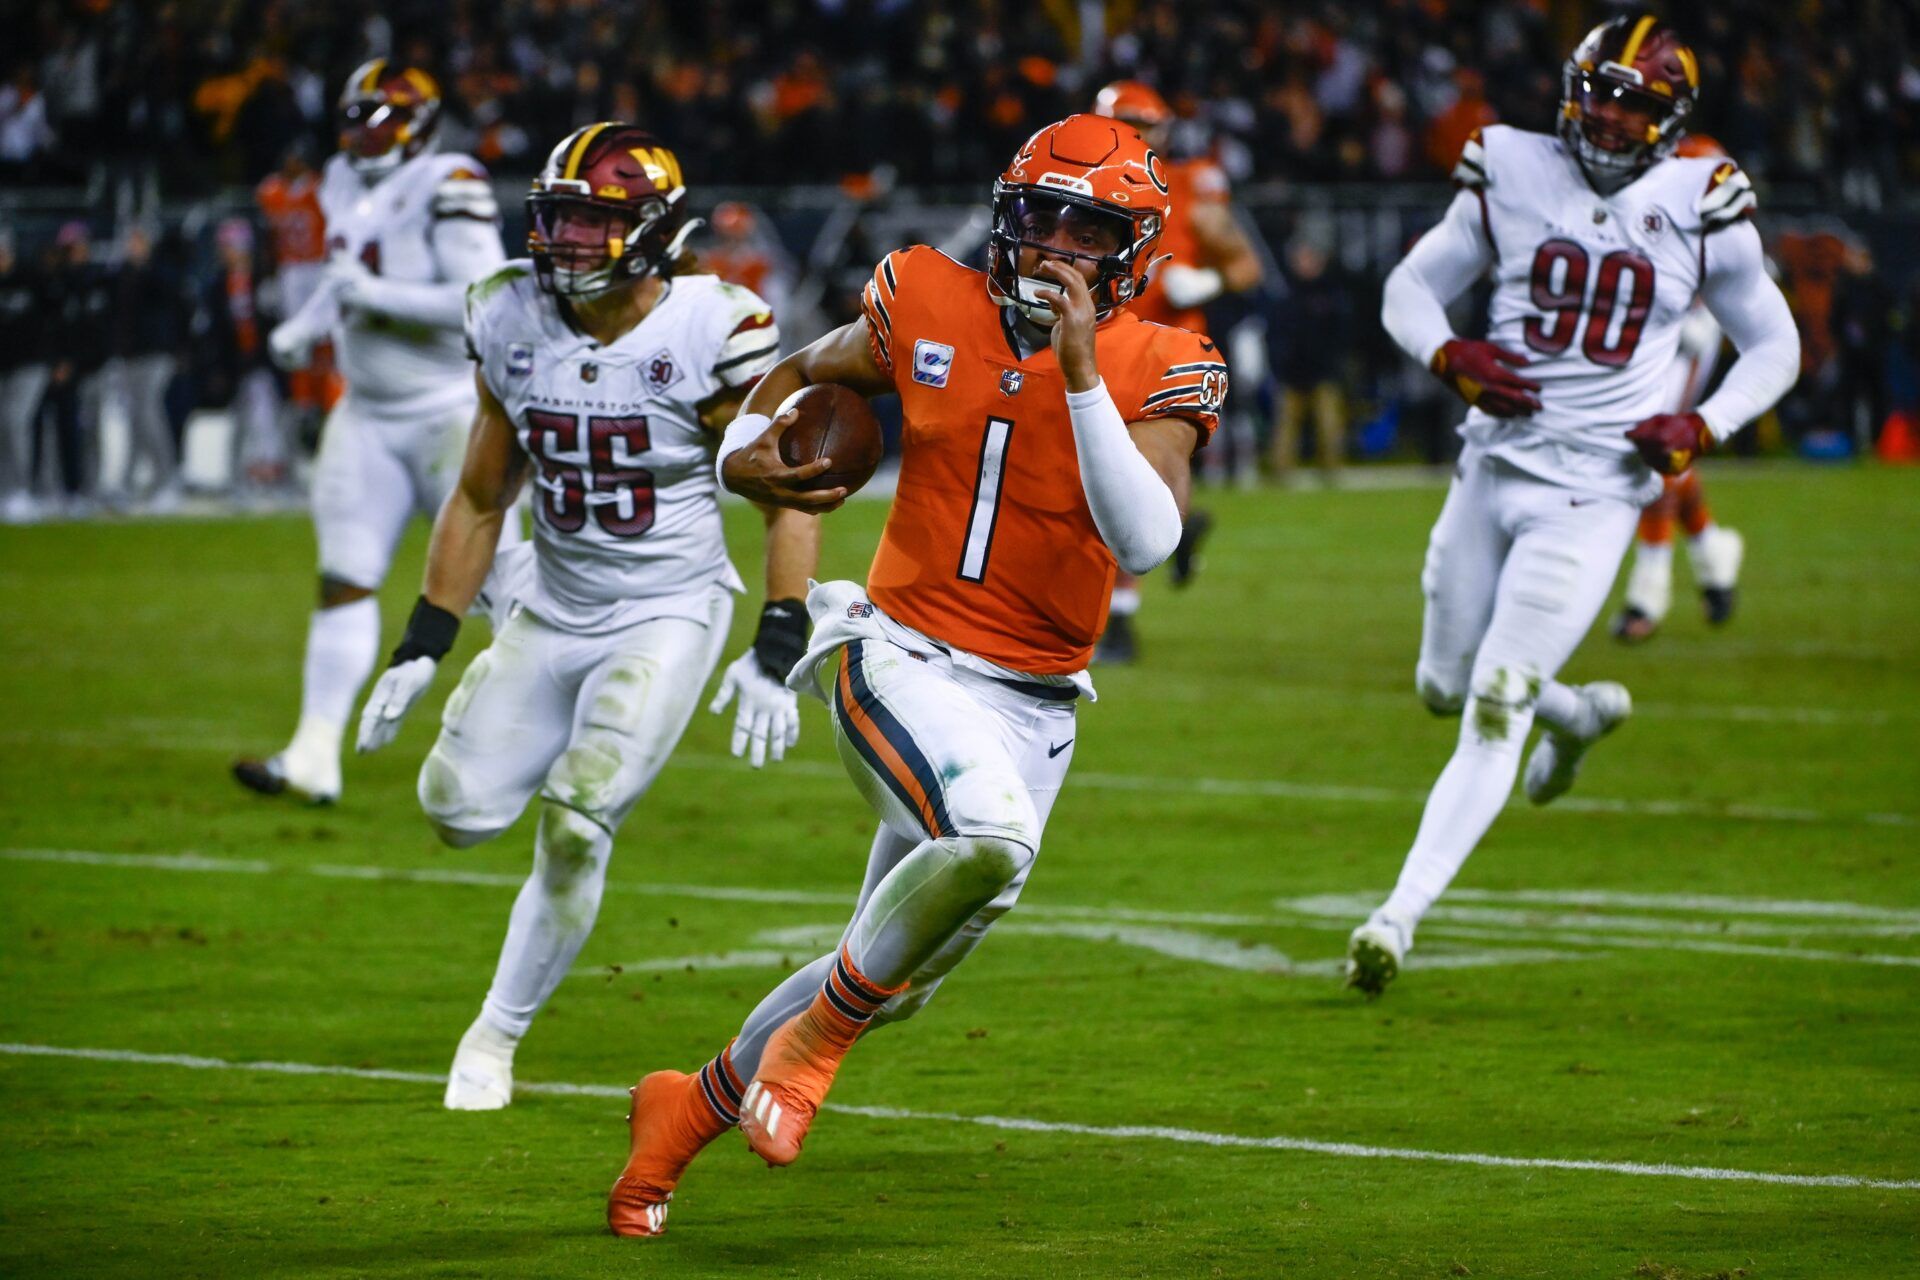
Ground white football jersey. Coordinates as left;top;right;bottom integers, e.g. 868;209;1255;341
1453;125;1756;498
466;263;781;633
320;150;501;409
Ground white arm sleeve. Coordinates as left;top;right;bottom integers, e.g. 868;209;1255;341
1065;380;1183;576
354;218;508;331
1381;190;1496;367
283;267;340;335
1695;221;1800;444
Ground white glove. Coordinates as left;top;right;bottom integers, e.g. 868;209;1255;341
1160;263;1225;310
708;649;800;768
327;257;380;315
356;656;439;754
268;314;324;371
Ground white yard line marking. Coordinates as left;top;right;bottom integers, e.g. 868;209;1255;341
2;1041;1913;1192
608;922;1581;980
0;726;1909;826
11;847;1920;969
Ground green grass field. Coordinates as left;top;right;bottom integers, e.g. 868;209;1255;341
3;465;1917;1279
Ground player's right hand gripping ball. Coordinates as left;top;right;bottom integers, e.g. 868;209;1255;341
1626;411;1712;476
1430;339;1542;417
776;385;885;495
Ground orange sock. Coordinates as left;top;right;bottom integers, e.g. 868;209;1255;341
1638;475;1679;545
1676;469;1712;538
693;1041;746;1127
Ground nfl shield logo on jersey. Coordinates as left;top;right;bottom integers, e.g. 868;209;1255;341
1000;368;1024;397
580;361;598;383
912;339;954;388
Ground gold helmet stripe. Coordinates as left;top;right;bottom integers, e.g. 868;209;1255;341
1676;45;1700;89
402;68;439;100
562;122;616;181
1619;14;1659;67
359;58;387;93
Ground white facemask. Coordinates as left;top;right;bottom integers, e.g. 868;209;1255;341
996;274;1064;327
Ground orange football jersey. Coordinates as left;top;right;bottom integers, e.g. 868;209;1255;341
256;171;326;266
860;246;1225;674
1128;157;1230;334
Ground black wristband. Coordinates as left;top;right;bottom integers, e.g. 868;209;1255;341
391;596;461;665
752;598;808;682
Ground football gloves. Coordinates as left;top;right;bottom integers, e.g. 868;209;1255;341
1626;412;1712;476
707;599;807;769
356;598;461;754
1430;339;1542;418
268;314;326;371
709;650;799;768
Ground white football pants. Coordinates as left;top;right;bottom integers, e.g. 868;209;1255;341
724;602;1079;1078
1415;445;1640;717
312;393;522;589
421;586;734;1037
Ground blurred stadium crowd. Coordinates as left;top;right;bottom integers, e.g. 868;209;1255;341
3;0;1918;516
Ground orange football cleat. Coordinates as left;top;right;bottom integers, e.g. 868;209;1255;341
607;1069;734;1238
737;1000;863;1168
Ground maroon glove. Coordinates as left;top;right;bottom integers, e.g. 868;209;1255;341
1429;339;1542;417
1626;412;1712;476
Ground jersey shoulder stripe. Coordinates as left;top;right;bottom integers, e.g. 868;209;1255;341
861;245;975;376
431;156;499;222
1698;161;1757;231
1452;128;1489;190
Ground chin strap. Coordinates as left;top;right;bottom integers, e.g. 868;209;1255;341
651;216;703;277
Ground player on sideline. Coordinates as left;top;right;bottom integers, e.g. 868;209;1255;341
605;114;1226;1236
353;123;814;1110
1089;80;1263;663
1613;135;1747;645
233;60;518;805
1346;16;1799;995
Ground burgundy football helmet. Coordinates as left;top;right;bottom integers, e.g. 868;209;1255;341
526;123;693;298
1559;15;1699;189
337;59;442;180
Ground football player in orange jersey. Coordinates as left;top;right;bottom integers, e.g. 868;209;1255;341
1090;80;1263;661
255;141;336;442
606;114;1226;1236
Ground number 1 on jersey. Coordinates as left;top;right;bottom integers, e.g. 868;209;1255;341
958;417;1014;583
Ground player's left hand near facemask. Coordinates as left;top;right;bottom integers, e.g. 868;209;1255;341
356;598;460;753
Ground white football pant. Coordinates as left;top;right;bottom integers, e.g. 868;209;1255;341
312;394;522;589
1382;444;1639;930
421;587;733;1037
726;624;1078;1078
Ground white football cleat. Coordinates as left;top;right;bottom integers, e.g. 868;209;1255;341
1346;912;1411;997
1691;526;1744;626
1524;681;1632;806
229;744;341;806
444;1017;519;1111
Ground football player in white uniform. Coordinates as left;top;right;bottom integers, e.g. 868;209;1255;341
233;60;516;805
354;123;815;1111
1612;136;1747;645
1347;16;1800;995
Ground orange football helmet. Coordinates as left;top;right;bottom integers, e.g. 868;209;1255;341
988;113;1170;323
337;59;442;180
527;122;693;297
1092;80;1172;127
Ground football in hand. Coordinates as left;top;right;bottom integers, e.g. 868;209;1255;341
775;384;885;495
